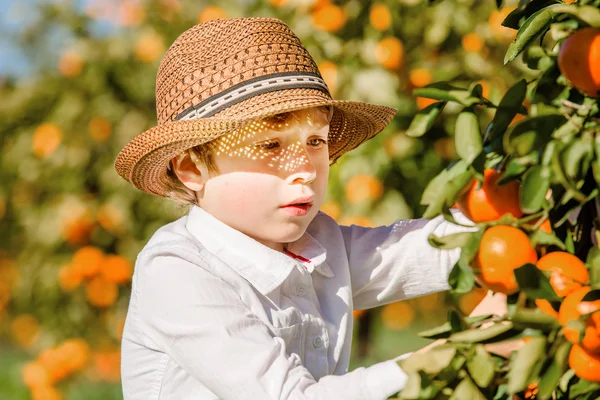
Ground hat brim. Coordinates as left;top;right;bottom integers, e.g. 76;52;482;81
114;90;397;198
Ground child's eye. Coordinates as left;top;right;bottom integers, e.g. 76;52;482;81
256;140;280;150
308;138;328;149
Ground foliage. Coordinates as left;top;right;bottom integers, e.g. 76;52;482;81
0;0;549;398
398;0;600;398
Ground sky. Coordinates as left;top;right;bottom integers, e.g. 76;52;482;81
0;0;115;78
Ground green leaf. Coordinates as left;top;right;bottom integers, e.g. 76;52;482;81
523;45;553;70
457;228;484;272
504;114;567;157
488;79;528;142
423;169;474;219
448;321;515;343
507;336;547;394
455;107;483;165
582;289;600;303
414;82;483;107
537;341;571;400
511;307;561;332
418;315;492;339
504;6;558;64
514;263;560;301
520;165;551;214
448;262;476;294
550;5;600;28
561;134;594;182
449;376;486;400
502;0;559;29
428;231;474;250
466;345;496;388
406;101;446;137
569;379;600;398
530;229;567;250
399;344;457;375
586;247;600;288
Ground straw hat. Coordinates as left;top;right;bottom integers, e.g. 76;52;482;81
114;17;397;197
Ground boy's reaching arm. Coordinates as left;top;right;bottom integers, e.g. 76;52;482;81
130;247;408;400
340;211;474;310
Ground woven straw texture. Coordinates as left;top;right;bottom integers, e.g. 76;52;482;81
114;18;397;197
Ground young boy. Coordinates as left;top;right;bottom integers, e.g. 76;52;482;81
114;18;473;400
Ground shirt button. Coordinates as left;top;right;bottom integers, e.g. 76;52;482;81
312;335;324;348
295;284;306;296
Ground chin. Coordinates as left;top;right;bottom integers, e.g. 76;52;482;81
274;221;310;243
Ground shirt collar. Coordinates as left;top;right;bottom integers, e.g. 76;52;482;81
185;205;334;295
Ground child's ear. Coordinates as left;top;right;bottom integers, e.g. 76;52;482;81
170;150;209;192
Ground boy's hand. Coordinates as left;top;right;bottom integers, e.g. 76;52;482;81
406;291;524;359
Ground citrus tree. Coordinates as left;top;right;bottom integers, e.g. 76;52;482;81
397;0;600;398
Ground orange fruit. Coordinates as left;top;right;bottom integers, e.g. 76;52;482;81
58;265;82;292
559;286;600;354
374;37;404;70
381;301;415;330
32;123;62;158
93;350;122;383
473;226;538;294
11;314;40;350
557;27;600;97
535;299;560;319
338;216;374;228
462;33;485;53
568;344;600;382
318;61;338;94
345;174;384;204
58;51;83;78
31;384;63;400
456;169;523;223
489;8;517;43
118;1;145;26
320;201;341;221
409;68;432;88
59;338;90;372
100;255;132;284
536;252;589;297
311;4;346;32
369;3;391;31
458;287;488;315
22;361;51;388
197;5;227;23
353;309;366;319
72;246;104;279
416;97;437;110
86;277;118;307
134;32;165;63
88;117;112;142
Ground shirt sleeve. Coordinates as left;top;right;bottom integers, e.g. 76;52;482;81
341;211;474;310
135;247;408;400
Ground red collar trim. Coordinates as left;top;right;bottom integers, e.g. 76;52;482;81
284;249;311;264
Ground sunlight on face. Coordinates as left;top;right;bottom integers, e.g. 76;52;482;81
199;106;333;252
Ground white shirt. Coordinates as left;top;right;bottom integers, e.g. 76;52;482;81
121;205;467;400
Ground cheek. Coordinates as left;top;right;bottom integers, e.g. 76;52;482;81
205;173;276;213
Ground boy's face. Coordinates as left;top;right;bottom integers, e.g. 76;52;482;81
192;106;331;252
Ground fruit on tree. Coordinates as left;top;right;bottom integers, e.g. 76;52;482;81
557;27;600;98
536;251;589;297
473;226;538;294
568;344;600;383
558;286;600;354
456;169;523;223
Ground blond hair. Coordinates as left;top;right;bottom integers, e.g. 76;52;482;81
165;106;333;206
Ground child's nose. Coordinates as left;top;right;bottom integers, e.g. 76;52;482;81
282;143;317;184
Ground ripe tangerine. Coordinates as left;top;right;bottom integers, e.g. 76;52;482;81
456;169;523;223
558;286;600;354
473;225;538;294
557;27;600;97
537;252;589;297
568;344;600;382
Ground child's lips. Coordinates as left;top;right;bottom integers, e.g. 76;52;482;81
280;203;313;216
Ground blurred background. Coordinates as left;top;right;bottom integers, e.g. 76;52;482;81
0;0;529;398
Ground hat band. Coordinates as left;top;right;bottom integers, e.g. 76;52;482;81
174;72;330;121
